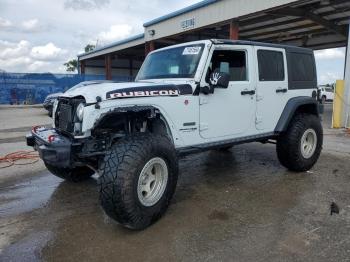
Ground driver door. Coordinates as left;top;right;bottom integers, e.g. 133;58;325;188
199;45;256;139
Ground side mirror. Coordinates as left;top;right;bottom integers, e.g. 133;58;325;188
209;72;230;89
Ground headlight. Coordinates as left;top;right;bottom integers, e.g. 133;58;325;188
76;103;84;121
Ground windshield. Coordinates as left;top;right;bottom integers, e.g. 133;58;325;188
136;44;204;80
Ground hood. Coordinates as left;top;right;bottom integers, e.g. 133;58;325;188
60;81;193;103
46;92;63;99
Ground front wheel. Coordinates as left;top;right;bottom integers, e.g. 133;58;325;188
98;134;178;230
276;113;323;172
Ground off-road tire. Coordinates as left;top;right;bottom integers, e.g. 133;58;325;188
98;133;178;230
45;163;94;182
276;113;323;172
216;144;233;151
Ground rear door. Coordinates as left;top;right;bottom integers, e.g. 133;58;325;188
255;47;289;131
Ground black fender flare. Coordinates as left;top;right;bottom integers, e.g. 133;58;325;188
274;96;322;133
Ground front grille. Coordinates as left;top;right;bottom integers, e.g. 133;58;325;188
58;103;73;132
55;97;85;134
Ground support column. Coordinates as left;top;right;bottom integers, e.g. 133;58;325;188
105;54;112;80
145;41;155;56
80;60;85;74
342;25;350;127
229;20;239;40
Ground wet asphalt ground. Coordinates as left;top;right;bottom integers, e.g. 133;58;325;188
1;104;350;262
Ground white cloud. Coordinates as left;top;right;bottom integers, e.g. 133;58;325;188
0;17;12;28
0;56;32;72
314;48;345;60
0;40;69;73
64;0;110;10
97;24;133;44
30;43;68;61
21;19;40;31
0;40;31;59
27;61;50;71
319;72;341;84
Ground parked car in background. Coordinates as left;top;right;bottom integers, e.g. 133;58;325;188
43;81;116;117
43;92;63;117
318;85;334;103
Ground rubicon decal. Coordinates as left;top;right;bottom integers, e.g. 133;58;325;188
105;84;193;100
107;89;179;99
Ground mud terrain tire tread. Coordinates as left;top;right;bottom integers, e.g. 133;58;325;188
276;113;323;172
98;133;178;230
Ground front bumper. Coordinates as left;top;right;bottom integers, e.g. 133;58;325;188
26;127;72;168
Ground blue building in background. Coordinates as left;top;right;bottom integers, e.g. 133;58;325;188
0;72;132;104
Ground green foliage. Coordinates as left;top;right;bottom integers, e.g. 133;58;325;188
85;44;95;53
63;59;77;72
63;44;95;72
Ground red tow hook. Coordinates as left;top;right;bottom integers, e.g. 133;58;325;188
32;125;41;133
48;135;55;143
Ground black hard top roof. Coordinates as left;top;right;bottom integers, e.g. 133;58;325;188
211;39;313;53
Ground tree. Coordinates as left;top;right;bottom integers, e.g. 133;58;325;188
64;59;77;72
63;44;95;72
85;44;95;53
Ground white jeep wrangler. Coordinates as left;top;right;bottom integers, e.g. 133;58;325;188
27;39;323;229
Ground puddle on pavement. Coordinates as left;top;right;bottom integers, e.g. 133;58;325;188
0;173;61;218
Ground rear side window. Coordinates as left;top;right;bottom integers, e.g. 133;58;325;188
257;50;284;81
289;53;315;81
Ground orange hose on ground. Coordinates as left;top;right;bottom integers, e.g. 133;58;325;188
0;150;39;169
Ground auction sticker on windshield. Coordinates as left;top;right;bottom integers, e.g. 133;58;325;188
182;46;201;55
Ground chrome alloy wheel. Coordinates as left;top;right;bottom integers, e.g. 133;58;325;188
137;157;168;206
300;128;317;159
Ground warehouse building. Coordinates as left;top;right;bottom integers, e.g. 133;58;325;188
77;0;350;80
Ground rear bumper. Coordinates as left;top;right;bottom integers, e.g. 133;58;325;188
26;127;72;168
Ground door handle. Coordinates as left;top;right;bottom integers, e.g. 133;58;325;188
241;90;255;95
276;88;287;93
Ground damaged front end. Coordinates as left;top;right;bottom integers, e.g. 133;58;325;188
26;97;108;170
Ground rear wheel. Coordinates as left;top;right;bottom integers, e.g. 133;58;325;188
98;134;178;230
321;96;326;104
45;163;94;182
276;113;323;172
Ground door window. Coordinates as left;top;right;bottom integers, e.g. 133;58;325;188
208;50;247;81
257;50;284;81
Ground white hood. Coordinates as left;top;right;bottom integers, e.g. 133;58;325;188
60;80;193;103
61;81;160;103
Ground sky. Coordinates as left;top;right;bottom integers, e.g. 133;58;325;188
0;0;347;84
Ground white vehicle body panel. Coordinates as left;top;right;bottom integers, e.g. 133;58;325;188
53;39;317;150
199;45;257;139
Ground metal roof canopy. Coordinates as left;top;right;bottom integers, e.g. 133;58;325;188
144;0;350;51
78;0;350;62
